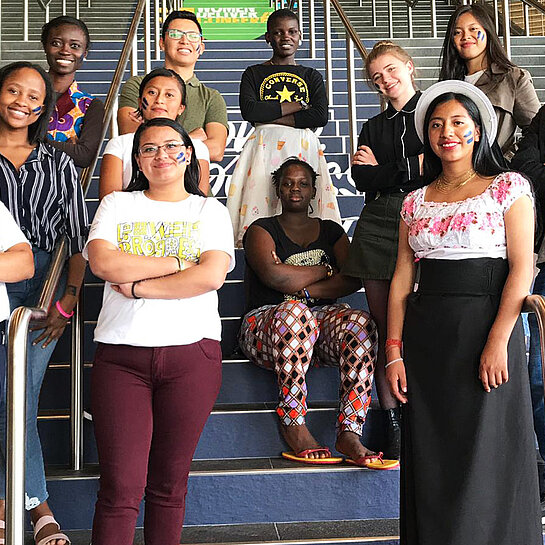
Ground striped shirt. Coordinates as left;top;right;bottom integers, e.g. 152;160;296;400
0;142;88;256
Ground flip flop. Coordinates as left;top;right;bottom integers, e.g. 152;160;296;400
346;452;400;470
282;447;343;465
33;514;71;545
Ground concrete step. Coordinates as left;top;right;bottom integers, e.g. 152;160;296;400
40;460;400;528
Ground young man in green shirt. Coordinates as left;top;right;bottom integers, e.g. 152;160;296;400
117;10;228;161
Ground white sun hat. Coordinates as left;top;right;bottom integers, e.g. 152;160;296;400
414;80;497;146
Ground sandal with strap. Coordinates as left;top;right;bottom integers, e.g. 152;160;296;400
346;451;400;470
33;515;71;545
282;447;343;465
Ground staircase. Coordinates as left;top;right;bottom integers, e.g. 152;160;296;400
1;0;545;543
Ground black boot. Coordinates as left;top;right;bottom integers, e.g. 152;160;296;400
384;407;401;460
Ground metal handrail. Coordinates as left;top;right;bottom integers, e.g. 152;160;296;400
6;0;150;542
320;0;368;154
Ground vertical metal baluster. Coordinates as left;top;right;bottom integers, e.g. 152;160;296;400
155;0;161;60
70;299;83;470
431;0;437;38
24;0;28;41
323;0;333;105
298;0;303;40
346;33;357;158
45;5;50;23
88;0;92;7
76;0;80;19
62;0;67;16
524;3;530;36
309;0;315;58
6;310;32;545
493;0;499;34
408;4;413;39
131;32;139;77
111;96;119;138
371;0;376;26
502;0;511;59
145;0;152;74
388;0;393;38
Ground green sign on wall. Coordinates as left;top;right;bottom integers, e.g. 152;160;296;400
183;1;273;40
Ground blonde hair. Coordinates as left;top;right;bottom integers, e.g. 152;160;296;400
365;41;416;91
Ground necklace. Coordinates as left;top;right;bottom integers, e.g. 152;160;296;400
434;167;477;193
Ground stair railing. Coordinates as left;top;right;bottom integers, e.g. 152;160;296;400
320;0;368;155
5;0;154;542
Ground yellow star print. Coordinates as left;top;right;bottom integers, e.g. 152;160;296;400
276;85;295;103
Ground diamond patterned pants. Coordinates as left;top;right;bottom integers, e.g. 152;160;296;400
239;301;377;435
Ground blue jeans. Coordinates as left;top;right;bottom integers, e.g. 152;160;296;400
0;248;66;509
528;264;545;470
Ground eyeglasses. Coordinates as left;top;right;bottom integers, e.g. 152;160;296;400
138;142;186;158
166;29;202;42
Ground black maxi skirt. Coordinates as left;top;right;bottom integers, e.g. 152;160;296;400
401;258;541;545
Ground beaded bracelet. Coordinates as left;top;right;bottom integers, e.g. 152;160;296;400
323;263;334;278
302;287;311;302
55;300;74;319
385;338;403;350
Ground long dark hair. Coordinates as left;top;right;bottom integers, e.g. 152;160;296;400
0;62;54;145
439;4;515;80
126;118;203;196
421;92;508;184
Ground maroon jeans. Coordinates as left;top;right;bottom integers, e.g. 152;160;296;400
91;339;222;545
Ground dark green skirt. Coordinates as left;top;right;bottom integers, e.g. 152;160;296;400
343;192;405;281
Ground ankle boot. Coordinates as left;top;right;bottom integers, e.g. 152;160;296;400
384;407;401;460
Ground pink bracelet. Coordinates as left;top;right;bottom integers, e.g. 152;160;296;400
55;300;74;319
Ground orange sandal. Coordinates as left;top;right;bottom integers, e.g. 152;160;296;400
282;447;343;465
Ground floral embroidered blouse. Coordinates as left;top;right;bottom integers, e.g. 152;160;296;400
400;171;533;260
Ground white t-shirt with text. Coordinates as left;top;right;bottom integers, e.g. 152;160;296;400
84;191;234;346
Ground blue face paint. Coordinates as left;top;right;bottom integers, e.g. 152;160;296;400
477;30;485;41
467;137;474;144
141;97;149;110
176;152;186;164
463;130;472;137
32;106;42;114
463;130;474;145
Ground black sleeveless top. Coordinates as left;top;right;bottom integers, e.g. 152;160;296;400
243;216;345;313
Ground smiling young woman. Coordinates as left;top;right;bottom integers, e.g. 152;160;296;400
226;9;340;248
98;68;210;198
41;16;104;168
386;80;541;545
0;61;88;545
343;41;424;460
439;4;539;157
86;118;234;545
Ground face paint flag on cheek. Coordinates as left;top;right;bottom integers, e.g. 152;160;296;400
177;152;186;164
463;130;474;144
141;97;149;111
477;30;484;41
32;106;42;114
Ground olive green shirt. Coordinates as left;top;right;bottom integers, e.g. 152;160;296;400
118;74;228;133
